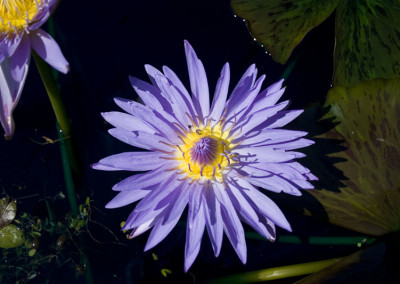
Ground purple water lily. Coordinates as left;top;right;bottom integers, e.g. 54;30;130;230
0;0;69;138
93;41;317;271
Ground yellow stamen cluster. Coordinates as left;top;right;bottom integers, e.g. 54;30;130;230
176;119;236;181
0;0;42;33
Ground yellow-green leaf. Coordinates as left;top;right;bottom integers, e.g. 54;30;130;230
310;78;400;235
231;0;338;64
334;0;400;87
0;224;25;248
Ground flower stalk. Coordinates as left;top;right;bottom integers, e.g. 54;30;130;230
208;258;342;283
32;51;71;138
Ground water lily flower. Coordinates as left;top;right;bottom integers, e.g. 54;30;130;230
0;0;69;138
92;41;317;271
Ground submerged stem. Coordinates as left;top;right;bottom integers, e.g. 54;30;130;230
208;258;341;283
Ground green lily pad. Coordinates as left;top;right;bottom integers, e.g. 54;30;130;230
231;0;400;87
309;78;400;236
231;0;338;64
334;0;400;87
0;224;25;248
0;197;17;229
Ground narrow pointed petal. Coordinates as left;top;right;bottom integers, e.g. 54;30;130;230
202;183;223;256
106;186;153;209
108;128;174;152
227;64;257;109
162;65;196;117
214;182;247;264
234;146;298;163
184;40;209;118
233;177;292;232
30;29;69;74
209;63;230;123
129;76;167;112
91;151;169;171
184;184;206;271
11;36;30;82
144;182;190;251
0;56;29;138
112;164;173;191
227;182;276;241
0;33;22;57
101;111;155;133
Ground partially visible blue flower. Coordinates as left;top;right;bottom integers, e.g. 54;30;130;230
93;41;317;271
0;0;69;138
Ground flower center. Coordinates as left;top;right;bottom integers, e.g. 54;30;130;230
176;121;237;181
0;0;42;33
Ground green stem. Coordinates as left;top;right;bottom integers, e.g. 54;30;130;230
246;232;376;247
207;258;341;284
280;47;302;80
32;52;71;138
58;123;79;217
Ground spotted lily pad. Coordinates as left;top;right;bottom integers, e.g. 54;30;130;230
334;0;400;87
231;0;338;64
309;78;400;236
231;0;400;87
0;197;17;229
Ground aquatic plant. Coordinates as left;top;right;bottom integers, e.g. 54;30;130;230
0;0;69;138
92;40;317;271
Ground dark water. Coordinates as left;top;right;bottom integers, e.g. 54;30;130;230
0;1;381;283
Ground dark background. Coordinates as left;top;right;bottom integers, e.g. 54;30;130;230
0;1;367;283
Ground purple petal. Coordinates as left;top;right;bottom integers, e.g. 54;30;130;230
184;40;209;118
0;33;23;57
234;146;298;163
234;166;302;195
233;129;308;146
144;182;190;251
226;182;276;241
112;164;174;191
226;74;265;122
184;183;205;271
162;65;196;117
267;138;315;150
106;186;153;209
229;101;289;135
123;175;182;230
129;76;168;112
129;218;156;238
209;63;230;124
91;151;169;171
154;74;191;126
265;110;304;129
11;36;31;82
113;98;182;144
226;64;257;110
231;177;292;231
0;56;29;138
213;182;247;264
252;88;285;113
202;182;223;257
30;29;69;74
108;128;174;152
101;111;154;133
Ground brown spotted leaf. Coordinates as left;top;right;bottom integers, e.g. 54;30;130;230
231;0;400;88
231;0;338;64
334;0;400;87
0;197;17;229
310;79;400;236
